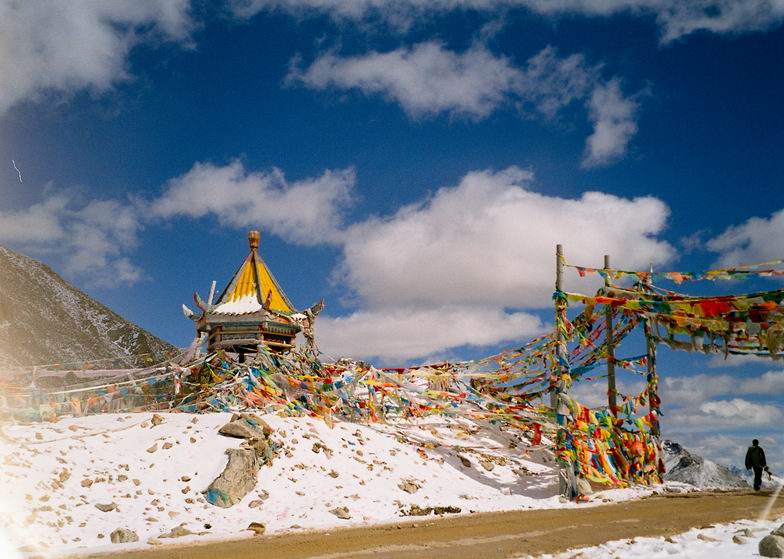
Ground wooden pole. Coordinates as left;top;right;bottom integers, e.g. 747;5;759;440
642;265;661;437
604;255;617;416
551;244;564;411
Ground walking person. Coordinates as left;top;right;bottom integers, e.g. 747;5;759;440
745;439;767;491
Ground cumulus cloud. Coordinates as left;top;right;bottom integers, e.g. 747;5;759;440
289;43;598;121
288;42;523;119
150;160;356;245
581;79;639;168
0;159;356;286
317;305;544;362
0;0;193;116
337;166;673;309
662;370;784;407
693;398;782;426
231;0;784;42
290;43;638;165
706;207;784;267
0;193;144;287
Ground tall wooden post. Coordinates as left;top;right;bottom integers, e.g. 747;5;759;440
551;244;564;411
641;266;660;437
604;255;617;416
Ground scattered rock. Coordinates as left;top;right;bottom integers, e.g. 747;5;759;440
458;456;471;468
737;528;754;538
576;478;594;496
160;525;193;539
733;535;747;544
146;443;158;454
219;414;272;440
150;414;165;427
95;503;117;512
399;480;421;494
181;475;191;482
249;500;264;509
760;534;784;558
109;528;139;543
80;479;93;488
247;522;266;536
330;506;351;520
697;533;719;542
162;442;173;450
479;459;494;472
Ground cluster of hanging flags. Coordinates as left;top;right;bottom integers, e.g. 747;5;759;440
567;258;784;284
4;257;784;489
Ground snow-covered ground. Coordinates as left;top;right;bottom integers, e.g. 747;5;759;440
526;515;784;559
0;412;659;556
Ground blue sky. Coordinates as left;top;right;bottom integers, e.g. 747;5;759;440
1;0;784;468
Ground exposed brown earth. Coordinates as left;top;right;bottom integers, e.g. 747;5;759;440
77;490;784;559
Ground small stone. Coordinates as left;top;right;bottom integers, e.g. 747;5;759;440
95;503;117;512
80;479;93;488
146;443;158;454
479;459;494;472
133;479;141;486
160;526;193;539
247;522;266;536
150;414;165;427
733;535;747;544
118;475;128;482
162;442;173;450
399;480;421;494
249;500;263;509
459;456;471;468
330;506;351;520
181;476;191;482
697;533;719;542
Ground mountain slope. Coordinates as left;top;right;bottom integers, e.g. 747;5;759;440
0;245;175;369
662;439;748;489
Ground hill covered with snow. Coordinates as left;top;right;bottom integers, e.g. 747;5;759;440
662;439;749;490
0;246;174;369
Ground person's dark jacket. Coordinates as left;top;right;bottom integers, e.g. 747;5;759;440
746;446;767;469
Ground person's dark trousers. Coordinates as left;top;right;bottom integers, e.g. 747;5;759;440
753;466;763;490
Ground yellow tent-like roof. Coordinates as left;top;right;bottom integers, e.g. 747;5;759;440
212;231;296;316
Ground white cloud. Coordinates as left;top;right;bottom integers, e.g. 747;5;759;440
231;0;784;42
696;398;782;426
706;353;779;368
288;42;523;119
662;370;784;407
706;207;784;267
0;0;192;116
290;43;598;121
0;193;144;287
317;305;544;362
337;166;673;310
290;44;639;165
150;160;356;245
581;79;639;168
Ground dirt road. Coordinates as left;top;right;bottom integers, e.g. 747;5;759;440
83;490;783;559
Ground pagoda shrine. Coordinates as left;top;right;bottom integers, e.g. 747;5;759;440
184;230;323;358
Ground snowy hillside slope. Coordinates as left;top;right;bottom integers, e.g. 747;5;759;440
0;412;657;556
662;439;748;489
0;246;174;369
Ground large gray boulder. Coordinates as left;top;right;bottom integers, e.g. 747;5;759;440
760;534;784;558
205;448;260;508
